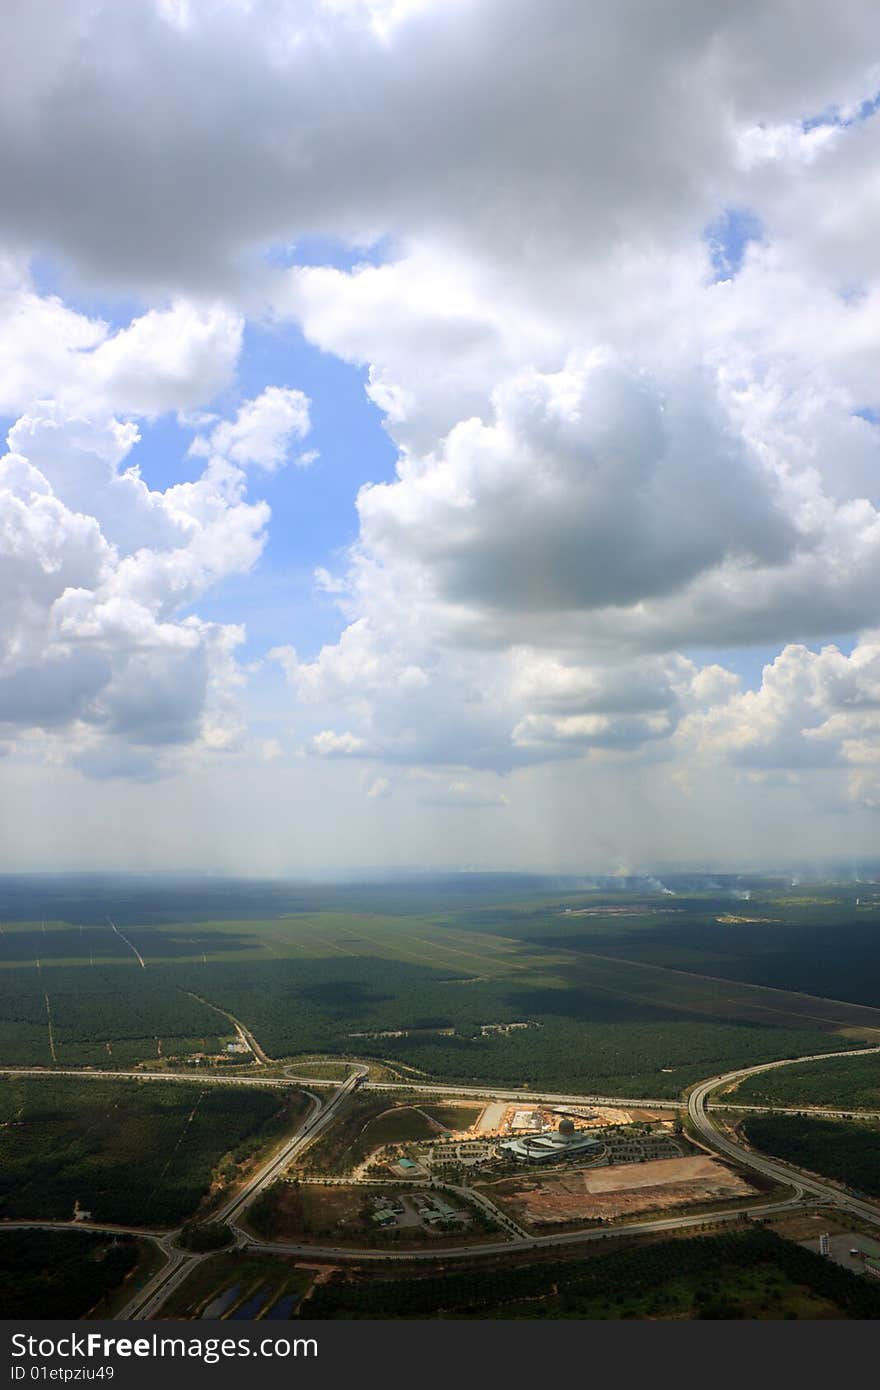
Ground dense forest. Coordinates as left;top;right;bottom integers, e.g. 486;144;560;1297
0;877;873;1100
0;1076;308;1225
306;1226;880;1318
734;1052;880;1110
490;905;880;1012
0;1229;139;1319
742;1115;880;1198
0;938;852;1091
0;963;223;1066
0;946;854;1092
164;957;851;1096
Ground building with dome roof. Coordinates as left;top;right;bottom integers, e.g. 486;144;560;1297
498;1119;601;1164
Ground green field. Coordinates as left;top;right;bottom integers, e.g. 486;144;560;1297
733;1051;880;1110
423;1102;483;1130
354;1105;441;1148
305;1226;880;1319
741;1114;880;1198
0;878;877;1099
0;1076;310;1225
294;1092;401;1175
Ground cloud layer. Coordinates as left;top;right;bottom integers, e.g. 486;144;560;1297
4;1;880;862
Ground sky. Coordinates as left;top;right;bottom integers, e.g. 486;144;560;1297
3;0;880;875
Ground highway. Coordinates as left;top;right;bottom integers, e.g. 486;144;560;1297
219;1074;361;1225
246;1192;807;1263
0;1066;306;1088
0;1064;677;1110
711;1103;880;1120
5;1041;880;1315
687;1045;880;1230
115;1069;366;1320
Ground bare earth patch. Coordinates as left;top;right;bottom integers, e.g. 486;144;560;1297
488;1156;758;1225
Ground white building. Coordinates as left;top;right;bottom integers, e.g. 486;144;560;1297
499;1118;601;1164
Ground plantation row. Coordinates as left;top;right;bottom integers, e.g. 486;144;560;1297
306;1226;880;1319
0;1076;309;1225
742;1114;880;1198
0;950;856;1095
499;909;880;1013
734;1051;880;1110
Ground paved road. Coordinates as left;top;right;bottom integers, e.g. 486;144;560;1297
7;1041;880;1315
117;1070;366;1320
184;995;271;1066
0;1064;677;1110
357;1079;680;1107
687;1045;880;1229
0;1066;305;1088
220;1077;358;1225
0;1219;170;1239
710;1103;880;1120
246;1193;806;1264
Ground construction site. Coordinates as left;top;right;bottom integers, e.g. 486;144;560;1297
477;1154;762;1229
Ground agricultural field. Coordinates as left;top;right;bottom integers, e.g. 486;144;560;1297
0;1076;310;1225
305;1226;880;1319
741;1114;880;1199
484;891;880;1013
0;876;876;1097
0;1229;153;1320
732;1051;880;1110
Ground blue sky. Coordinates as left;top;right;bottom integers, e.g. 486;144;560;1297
21;245;399;665
4;1;880;875
176;317;398;660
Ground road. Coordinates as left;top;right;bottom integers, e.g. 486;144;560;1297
0;1064;677;1110
6;1042;880;1315
115;1070;366;1320
710;1103;880;1120
687;1045;880;1230
185;994;270;1065
0;1219;170;1239
246;1192;807;1263
359;1081;681;1107
0;1066;304;1088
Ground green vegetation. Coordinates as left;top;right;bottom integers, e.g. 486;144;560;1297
0;879;872;1093
354;1105;441;1149
490;893;880;1012
295;1092;402;1174
0;963;224;1067
422;1102;482;1130
734;1051;880;1110
178;1221;235;1252
0;1229;142;1319
306;1227;880;1319
247;1179;371;1243
284;1058;356;1079
0;1076;309;1225
742;1114;880;1197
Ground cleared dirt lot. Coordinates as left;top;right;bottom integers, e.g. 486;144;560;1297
483;1155;758;1226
